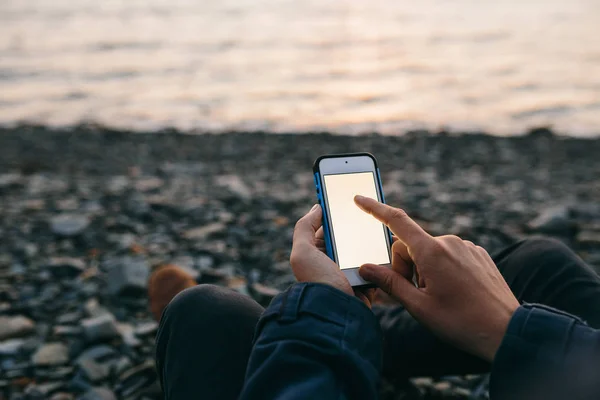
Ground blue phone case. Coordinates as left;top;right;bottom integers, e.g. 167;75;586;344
312;153;393;263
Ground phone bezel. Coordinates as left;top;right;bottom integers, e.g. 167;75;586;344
316;154;392;287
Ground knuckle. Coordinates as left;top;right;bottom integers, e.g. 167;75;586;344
289;249;304;267
438;234;463;247
464;240;477;249
293;219;306;235
476;246;489;256
428;240;446;257
382;273;395;293
447;235;462;244
289;250;299;265
389;208;408;222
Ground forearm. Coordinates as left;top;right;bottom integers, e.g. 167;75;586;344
240;283;382;400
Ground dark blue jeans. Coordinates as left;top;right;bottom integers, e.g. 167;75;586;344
155;238;600;399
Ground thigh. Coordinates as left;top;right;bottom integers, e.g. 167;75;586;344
494;237;600;328
156;284;264;400
374;304;489;379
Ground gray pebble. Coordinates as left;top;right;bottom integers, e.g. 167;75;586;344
49;393;74;400
105;256;149;297
134;177;164;192
45;257;86;278
84;298;112;319
249;283;281;305
116;323;142;348
0;339;26;356
81;314;120;343
51;214;90;236
53;325;83;337
25;381;66;398
527;205;574;235
36;366;74;381
57;312;83;325
78;387;117;400
115;360;156;399
0;173;23;191
77;357;111;383
133;321;158;338
76;345;122;382
183;223;226;241
0;315;36;340
577;230;600;248
31;342;69;366
105;176;130;195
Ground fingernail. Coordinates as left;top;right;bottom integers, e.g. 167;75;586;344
311;204;320;212
359;264;375;279
354;195;366;203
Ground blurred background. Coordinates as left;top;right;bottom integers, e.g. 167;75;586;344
0;1;599;400
1;0;600;134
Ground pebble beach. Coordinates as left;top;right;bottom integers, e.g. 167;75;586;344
1;125;599;399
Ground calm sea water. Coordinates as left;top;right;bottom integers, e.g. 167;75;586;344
1;0;599;136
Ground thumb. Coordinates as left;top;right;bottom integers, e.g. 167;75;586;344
359;264;422;309
293;204;322;245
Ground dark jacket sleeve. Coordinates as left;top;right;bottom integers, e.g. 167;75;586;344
239;282;382;400
491;304;600;400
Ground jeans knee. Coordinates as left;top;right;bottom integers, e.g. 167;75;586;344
162;283;263;329
512;237;579;275
164;284;225;319
518;237;573;257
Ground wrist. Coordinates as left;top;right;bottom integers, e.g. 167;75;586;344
294;272;354;297
311;279;354;297
483;301;519;362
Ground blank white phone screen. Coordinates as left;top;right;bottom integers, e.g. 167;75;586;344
323;172;391;269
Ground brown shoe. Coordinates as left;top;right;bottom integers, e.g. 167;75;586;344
148;265;196;321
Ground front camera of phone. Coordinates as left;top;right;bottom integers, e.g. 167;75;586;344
345;161;348;164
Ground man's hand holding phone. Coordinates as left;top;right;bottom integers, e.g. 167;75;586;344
290;204;375;307
354;195;520;362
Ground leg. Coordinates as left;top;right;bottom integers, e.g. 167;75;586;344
493;237;600;327
376;237;600;379
155;284;264;400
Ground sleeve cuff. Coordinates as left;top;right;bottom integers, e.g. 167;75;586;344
258;282;382;363
490;304;584;399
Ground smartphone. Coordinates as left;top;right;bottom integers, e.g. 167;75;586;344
313;153;392;287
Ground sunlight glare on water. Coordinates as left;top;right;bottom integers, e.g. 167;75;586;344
1;0;599;135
